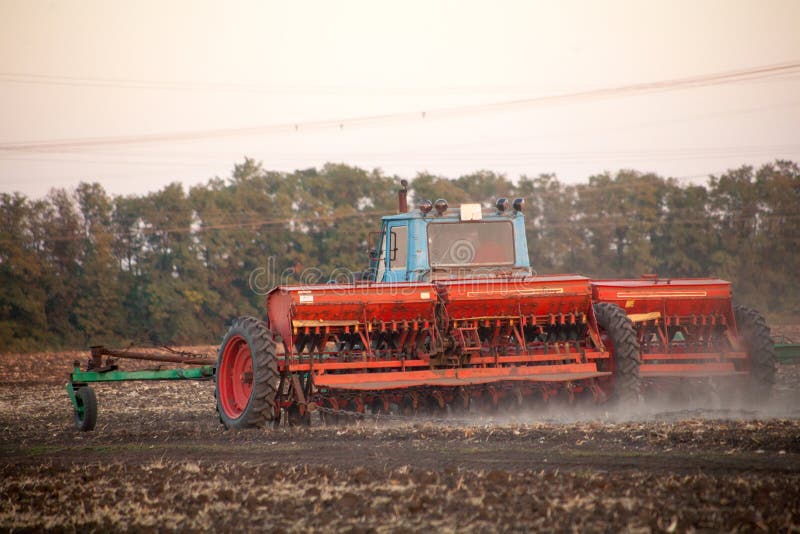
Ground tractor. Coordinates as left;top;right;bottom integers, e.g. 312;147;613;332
214;182;775;428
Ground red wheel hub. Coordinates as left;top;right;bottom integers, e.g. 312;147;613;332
218;335;254;419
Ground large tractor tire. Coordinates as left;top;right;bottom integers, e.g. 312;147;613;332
593;302;641;403
734;305;776;400
215;316;280;429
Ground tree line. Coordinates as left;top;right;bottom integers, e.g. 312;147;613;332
1;159;798;352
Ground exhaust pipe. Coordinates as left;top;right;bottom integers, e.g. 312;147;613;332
398;179;408;213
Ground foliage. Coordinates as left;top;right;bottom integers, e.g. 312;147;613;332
0;159;797;351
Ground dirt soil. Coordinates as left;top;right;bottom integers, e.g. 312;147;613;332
2;347;800;532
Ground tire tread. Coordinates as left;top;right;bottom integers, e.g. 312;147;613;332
593;302;641;402
215;316;280;429
734;305;776;399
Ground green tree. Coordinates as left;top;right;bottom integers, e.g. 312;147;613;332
72;183;126;346
753;160;800;314
652;183;714;277
577;170;668;277
41;189;84;346
0;194;48;350
516;174;586;274
131;183;220;344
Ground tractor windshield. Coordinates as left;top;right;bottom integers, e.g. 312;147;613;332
427;221;515;266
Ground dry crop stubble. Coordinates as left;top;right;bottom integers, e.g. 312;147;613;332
1;348;799;531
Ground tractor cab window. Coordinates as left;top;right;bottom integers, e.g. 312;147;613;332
390;226;407;270
376;234;386;281
375;224;408;281
427;221;514;266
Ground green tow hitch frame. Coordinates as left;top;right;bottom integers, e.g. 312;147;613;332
65;346;216;432
774;337;800;363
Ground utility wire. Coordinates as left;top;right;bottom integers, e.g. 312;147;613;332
3;71;797;94
1;60;798;153
3;143;797;168
3;97;796;165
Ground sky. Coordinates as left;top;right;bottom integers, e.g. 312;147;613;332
0;0;798;199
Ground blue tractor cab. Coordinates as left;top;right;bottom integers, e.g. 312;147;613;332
367;191;531;282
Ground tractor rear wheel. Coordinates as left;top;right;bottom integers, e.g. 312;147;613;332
593;302;641;403
216;316;280;429
734;305;776;400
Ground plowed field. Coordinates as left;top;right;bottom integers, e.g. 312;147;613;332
2;348;800;532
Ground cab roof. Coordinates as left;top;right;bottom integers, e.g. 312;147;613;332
381;207;522;223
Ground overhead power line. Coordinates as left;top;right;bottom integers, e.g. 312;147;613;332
1;60;799;154
3;70;797;94
3;143;797;167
